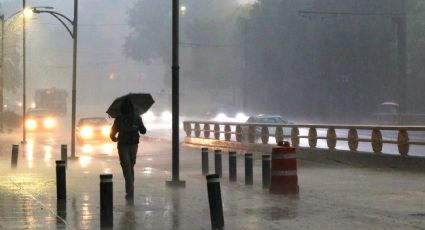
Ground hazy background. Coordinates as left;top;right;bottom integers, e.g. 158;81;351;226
1;0;424;124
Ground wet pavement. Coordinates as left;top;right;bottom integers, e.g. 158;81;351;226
0;133;425;229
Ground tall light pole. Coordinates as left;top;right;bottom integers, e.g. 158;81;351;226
71;0;78;159
22;0;26;144
166;0;185;188
0;15;4;133
32;1;78;159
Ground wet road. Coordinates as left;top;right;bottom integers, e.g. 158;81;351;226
0;132;425;229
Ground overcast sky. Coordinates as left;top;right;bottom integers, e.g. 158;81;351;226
237;0;257;5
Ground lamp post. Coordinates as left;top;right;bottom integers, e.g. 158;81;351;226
0;15;4;133
166;0;185;188
22;0;26;144
32;1;79;159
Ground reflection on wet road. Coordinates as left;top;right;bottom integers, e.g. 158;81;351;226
1;133;425;229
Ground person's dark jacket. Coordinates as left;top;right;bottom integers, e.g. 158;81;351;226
110;115;146;146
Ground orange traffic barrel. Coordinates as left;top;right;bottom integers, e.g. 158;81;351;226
270;141;299;194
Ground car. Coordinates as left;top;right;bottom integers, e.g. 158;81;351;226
246;114;291;124
374;102;400;125
243;114;293;142
206;104;241;121
76;117;111;144
25;108;59;132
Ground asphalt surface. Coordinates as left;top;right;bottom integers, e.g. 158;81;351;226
0;132;425;229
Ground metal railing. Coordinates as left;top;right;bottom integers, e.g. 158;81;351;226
183;121;425;156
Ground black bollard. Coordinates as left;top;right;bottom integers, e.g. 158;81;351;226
100;174;113;227
262;154;271;189
11;144;19;168
206;174;224;229
56;199;67;226
61;145;67;165
202;147;209;175
229;151;237;182
214;149;222;178
56;160;67;200
245;153;253;185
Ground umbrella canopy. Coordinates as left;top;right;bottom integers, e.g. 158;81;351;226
106;93;155;118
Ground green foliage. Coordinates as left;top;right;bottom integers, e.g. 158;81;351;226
124;0;172;64
0;110;20;127
124;0;247;106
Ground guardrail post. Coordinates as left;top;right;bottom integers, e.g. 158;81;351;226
100;174;113;227
308;127;317;148
291;127;300;147
202;147;209;175
348;128;359;151
229;151;237;182
11;144;19;169
262;154;271;189
56;160;67;200
371;129;383;153
214;149;222;177
245;153;253;185
206;174;224;229
397;130;409;155
326;128;336;149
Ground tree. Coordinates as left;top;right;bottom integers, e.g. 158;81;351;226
124;0;248;114
406;0;425;112
242;0;400;122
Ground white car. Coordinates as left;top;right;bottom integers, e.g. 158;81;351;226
244;114;293;141
76;117;111;144
25;108;59;132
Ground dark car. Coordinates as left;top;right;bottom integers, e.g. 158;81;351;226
76;117;111;144
25;108;59;132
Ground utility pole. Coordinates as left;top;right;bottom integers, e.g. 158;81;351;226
395;0;407;115
0;15;4;133
166;0;185;188
22;0;26;144
242;19;247;112
70;0;78;159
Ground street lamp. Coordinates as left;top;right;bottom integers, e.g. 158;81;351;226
166;0;185;188
31;1;79;159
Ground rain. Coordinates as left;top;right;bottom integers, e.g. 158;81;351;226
0;0;425;229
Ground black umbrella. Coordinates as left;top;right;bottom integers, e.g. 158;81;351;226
106;93;155;118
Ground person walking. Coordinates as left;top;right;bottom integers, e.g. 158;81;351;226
110;98;146;199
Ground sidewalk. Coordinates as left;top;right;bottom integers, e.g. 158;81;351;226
0;140;425;229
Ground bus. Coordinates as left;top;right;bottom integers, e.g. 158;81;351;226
35;88;68;116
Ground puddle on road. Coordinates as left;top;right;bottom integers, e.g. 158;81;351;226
245;206;297;221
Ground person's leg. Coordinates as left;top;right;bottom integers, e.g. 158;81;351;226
118;145;134;197
129;145;138;182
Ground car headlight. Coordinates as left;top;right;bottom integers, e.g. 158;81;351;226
235;113;249;122
143;111;155;122
102;126;110;137
213;113;228;122
161;111;172;122
26;119;37;130
80;126;93;139
43;117;56;129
